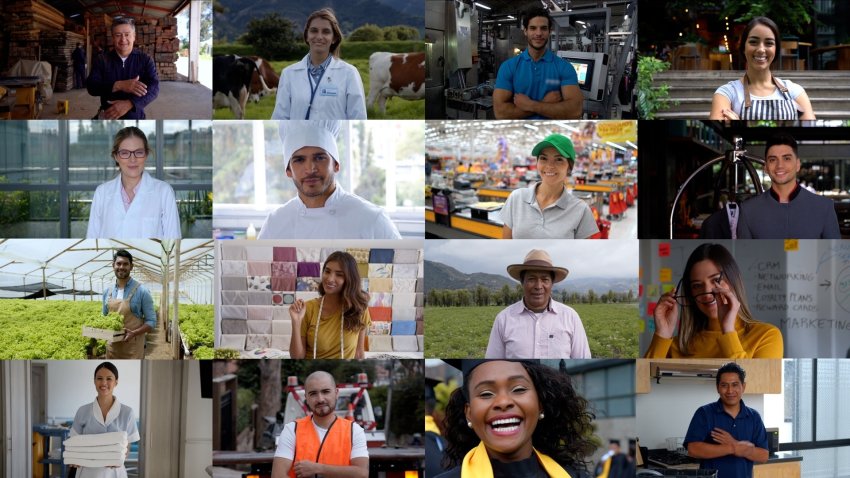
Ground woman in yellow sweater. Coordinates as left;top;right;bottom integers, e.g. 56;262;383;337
288;251;371;359
645;243;783;358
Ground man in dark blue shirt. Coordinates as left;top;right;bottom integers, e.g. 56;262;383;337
684;362;769;478
87;17;159;119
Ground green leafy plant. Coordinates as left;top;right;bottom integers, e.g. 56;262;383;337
84;312;124;331
637;57;677;120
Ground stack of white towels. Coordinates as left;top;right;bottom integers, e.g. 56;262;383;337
63;431;128;468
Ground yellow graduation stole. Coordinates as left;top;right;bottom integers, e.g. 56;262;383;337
461;441;573;478
425;415;441;435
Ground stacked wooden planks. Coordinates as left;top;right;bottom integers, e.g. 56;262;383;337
4;0;66;67
41;30;85;91
96;15;180;81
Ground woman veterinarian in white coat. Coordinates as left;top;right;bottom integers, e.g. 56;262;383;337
86;126;181;239
271;8;367;120
69;362;140;478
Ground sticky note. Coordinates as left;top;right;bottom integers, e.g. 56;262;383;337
659;268;672;282
639;284;643;297
648;319;656;333
647;302;657;316
638;320;646;332
659;243;671;257
648;284;658;298
784;239;799;251
662;283;675;293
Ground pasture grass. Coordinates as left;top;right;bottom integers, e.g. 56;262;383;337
213;58;425;120
424;303;640;359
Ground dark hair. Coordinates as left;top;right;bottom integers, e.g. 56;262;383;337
738;16;780;67
94;361;119;380
111;126;150;167
522;7;553;30
520;269;555;283
112;16;136;33
764;132;798;158
318;251;369;333
677;244;757;355
304;8;343;58
716;362;746;385
441;361;596;471
113;249;133;265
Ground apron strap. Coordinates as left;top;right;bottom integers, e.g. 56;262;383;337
740;74;791;117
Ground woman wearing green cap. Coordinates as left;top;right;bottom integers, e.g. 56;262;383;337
501;133;599;239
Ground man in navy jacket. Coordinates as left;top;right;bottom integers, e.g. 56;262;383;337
87;17;159;119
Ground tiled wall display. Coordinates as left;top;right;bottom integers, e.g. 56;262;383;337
215;240;424;357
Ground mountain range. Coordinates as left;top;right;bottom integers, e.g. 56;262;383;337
214;0;425;42
423;260;637;295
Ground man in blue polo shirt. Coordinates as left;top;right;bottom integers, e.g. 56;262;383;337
493;7;582;119
684;362;769;478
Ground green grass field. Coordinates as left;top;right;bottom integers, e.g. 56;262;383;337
213;56;424;120
425;304;640;359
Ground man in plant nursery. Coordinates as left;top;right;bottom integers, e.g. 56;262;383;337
684;362;769;478
102;249;156;359
485;249;591;359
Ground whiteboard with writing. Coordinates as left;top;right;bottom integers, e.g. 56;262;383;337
639;240;850;358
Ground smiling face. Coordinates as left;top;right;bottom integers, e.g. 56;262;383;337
94;367;118;398
112;23;136;57
522;270;553;311
113;255;133;282
114;135;147;181
524;16;550;52
304;373;338;419
536;146;570;186
465;361;540;462
689;259;732;319
765;144;800;188
321;260;346;296
744;23;776;70
286;146;338;200
716;371;746;408
306;18;335;58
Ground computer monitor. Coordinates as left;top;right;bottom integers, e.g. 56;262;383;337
557;51;609;102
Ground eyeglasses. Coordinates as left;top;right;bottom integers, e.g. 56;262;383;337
116;149;146;159
671;271;726;306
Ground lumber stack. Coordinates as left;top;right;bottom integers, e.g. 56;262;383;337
40;30;85;91
3;0;64;67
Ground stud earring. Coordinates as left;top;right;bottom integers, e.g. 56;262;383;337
539;412;545;419
467;421;472;428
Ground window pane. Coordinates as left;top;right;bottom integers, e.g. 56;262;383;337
816;359;850;441
0;121;60;183
606;364;634;396
0;191;60;237
176;189;213;238
69;190;93;237
585;371;605;400
162;120;213;184
607;397;634;418
783;359;813;443
213;121;255;204
68;120;157;184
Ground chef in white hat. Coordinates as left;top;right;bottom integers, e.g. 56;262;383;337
257;120;401;239
486;248;591;359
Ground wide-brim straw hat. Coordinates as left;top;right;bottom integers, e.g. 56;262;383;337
506;249;569;283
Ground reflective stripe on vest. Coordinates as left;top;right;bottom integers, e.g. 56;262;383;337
289;416;353;478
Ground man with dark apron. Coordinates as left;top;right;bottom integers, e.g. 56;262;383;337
102;249;156;359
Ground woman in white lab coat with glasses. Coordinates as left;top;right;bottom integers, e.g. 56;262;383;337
86;126;181;239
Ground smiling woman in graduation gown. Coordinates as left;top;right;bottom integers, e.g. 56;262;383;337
86;126;181;239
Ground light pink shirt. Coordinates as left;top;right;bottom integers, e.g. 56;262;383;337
120;179;141;211
486;299;591;359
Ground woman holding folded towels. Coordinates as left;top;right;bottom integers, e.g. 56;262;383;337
68;362;140;478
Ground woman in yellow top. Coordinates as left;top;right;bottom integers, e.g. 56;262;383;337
645;243;783;358
435;360;595;478
288;251;371;359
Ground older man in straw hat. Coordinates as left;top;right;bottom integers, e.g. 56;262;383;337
257;120;401;239
486;249;590;358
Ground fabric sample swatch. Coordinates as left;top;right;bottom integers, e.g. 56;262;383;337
393;264;418;279
368;335;393;352
391;307;416;322
357;263;369;279
296;277;320;292
296;248;321;262
392;293;416;308
248;276;271;292
393;336;419;352
295;291;320;302
247;261;272;276
369;278;393;292
247;307;273;321
221;276;247;291
221;260;247;277
368;307;393;321
246;334;270;349
271;262;297;278
247;320;272;335
369;292;393;307
370;322;392;335
247;291;272;305
220;305;247;320
246;246;273;261
219;334;246;350
272;320;293;336
392;249;420;264
369;248;395;264
321;247;344;262
360;278;369;292
273;247;297;262
369;264;393;278
271;335;290;351
392;278;417;293
221;291;247;306
391;320;417;335
220;245;246;261
271;277;296;292
273;306;291;321
346;248;370;263
220;319;247;335
297;262;321;277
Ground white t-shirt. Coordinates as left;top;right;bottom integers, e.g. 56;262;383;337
274;418;369;460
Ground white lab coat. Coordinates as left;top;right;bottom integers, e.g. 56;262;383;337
271;54;367;120
86;172;182;239
69;396;140;478
257;183;401;239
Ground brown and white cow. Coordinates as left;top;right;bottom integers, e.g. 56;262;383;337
367;51;425;114
245;56;279;103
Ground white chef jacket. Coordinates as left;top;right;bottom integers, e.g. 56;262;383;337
271;54;367;120
257;183;401;239
86;172;182;239
69;396;140;478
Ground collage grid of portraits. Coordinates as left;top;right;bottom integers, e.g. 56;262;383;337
1;1;850;478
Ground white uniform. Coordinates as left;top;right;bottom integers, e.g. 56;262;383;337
69;397;140;478
272;55;367;120
86;172;182;239
257;183;401;239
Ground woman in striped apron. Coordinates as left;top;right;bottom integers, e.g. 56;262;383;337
710;16;816;120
